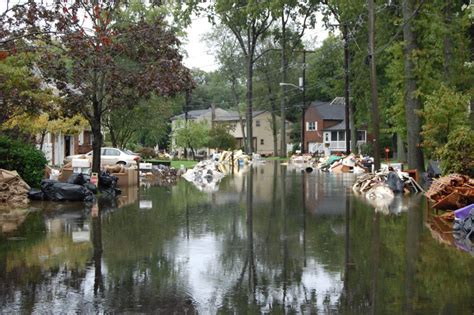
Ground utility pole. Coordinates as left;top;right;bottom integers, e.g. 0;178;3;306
368;0;381;171
301;51;306;154
343;24;351;155
184;89;191;159
329;22;351;155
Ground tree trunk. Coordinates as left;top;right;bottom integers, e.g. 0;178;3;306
246;54;254;154
350;103;357;153
264;70;279;157
396;133;407;162
280;12;288;158
231;79;248;152
403;0;425;173
368;0;381;171
91;101;103;173
109;126;117;148
39;131;46;151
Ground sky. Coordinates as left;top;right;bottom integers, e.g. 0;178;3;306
182;12;333;72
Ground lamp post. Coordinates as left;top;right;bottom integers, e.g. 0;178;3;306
279;81;304;154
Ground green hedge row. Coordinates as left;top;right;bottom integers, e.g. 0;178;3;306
0;136;47;188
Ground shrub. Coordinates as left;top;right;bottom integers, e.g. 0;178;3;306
0;135;47;187
136;147;158;159
438;127;474;177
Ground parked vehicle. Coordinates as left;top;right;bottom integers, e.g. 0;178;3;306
64;147;140;166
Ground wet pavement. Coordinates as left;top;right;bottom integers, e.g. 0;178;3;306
0;162;473;314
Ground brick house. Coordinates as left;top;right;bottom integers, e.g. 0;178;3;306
303;98;368;153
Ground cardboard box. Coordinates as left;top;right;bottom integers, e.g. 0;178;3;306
114;168;138;188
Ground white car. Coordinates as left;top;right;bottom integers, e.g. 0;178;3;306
65;147;140;166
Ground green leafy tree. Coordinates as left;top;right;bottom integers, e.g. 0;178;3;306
2;1;192;172
438;127;474;177
420;85;470;158
207;125;237;150
173;119;209;159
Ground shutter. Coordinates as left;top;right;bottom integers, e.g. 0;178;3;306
306;122;309;131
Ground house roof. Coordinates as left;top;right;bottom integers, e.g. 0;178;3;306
324;120;347;131
171;108;211;121
309;100;345;120
215;110;266;121
171;108;270;122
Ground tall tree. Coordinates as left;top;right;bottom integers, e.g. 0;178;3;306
402;0;424;173
2;1;192;172
206;1;275;154
368;0;381;170
271;0;318;157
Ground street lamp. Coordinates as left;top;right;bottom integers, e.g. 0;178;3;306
279;82;303;91
279;78;306;154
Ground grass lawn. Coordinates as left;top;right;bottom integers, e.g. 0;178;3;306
264;156;290;161
171;160;198;168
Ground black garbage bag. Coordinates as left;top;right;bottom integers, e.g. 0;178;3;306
67;173;87;185
28;188;44;201
40;179;94;202
386;172;405;193
98;171;120;197
83;182;98;194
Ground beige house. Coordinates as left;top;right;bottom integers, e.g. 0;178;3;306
171;107;291;156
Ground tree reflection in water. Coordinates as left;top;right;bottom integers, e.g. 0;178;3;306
0;162;473;313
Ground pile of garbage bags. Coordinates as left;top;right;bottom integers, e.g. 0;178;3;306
425;174;474;210
182;160;225;192
28;172;120;202
0;169;30;205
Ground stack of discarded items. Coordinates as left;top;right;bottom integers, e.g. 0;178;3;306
317;154;372;174
353;170;424;214
151;165;181;186
182;160;225;192
425;174;474;246
217;150;252;167
0;169;30;205
28;172;120;202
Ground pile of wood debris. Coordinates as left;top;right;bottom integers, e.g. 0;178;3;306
425;174;474;210
353;170;423;194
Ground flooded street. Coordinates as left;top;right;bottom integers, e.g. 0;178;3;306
0;162;473;314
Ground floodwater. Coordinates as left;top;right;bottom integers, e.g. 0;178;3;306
0;162;473;314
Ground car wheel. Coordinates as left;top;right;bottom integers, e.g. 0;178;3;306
116;161;126;166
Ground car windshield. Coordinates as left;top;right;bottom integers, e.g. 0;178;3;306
123;149;135;155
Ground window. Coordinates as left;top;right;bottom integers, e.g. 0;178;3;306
256;120;261;127
338;131;345;141
105;149;120;156
324;133;330;142
260;139;264;145
307;121;317;131
357;130;366;141
331;131;338;141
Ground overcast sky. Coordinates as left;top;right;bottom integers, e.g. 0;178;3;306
182;12;333;72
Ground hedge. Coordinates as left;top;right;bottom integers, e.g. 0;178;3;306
0;135;47;187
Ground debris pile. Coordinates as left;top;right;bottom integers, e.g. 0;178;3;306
152;165;180;186
217;150;252;166
317;154;371;174
182;160;225;192
0;169;30;205
453;204;474;242
425;174;474;210
353;170;423;195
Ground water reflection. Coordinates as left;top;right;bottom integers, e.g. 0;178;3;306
0;162;472;313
